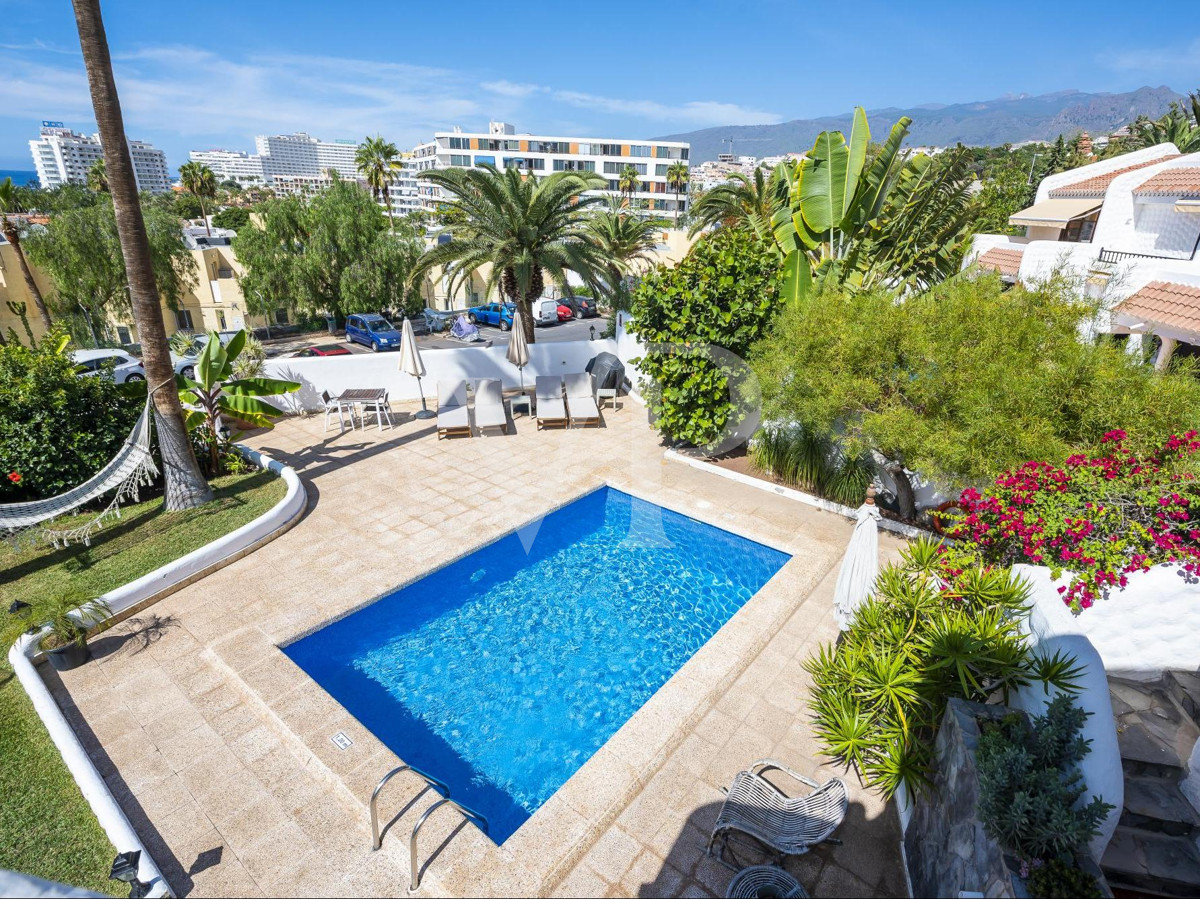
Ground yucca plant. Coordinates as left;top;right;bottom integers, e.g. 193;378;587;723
804;537;1083;798
750;425;873;506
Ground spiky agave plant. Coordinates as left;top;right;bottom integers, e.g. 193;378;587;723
803;537;1083;798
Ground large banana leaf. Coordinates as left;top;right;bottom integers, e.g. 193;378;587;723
842;107;870;220
799;132;850;233
779;249;813;309
224;376;301;397
218;393;288;428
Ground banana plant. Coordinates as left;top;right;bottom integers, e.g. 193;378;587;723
177;329;299;473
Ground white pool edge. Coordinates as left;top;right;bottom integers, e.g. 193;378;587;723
6;446;306;897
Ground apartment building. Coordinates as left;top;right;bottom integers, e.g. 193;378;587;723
187;149;268;184
411;121;691;216
29;122;171;193
966;143;1200;368
187;133;362;196
387;154;422;218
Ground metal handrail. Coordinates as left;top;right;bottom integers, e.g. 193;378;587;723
1097;247;1179;264
370;765;450;850
408;796;489;892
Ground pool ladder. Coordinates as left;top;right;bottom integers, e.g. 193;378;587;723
369;764;490;892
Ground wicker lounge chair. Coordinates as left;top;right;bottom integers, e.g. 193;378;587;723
708;759;847;865
564;372;601;427
726;865;808;899
473;379;508;434
535;376;568;430
436;380;471;439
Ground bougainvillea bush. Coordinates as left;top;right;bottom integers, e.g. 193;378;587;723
952;430;1200;612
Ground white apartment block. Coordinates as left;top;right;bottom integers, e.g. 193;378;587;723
966;143;1200;368
253;133;359;181
411;121;691;217
187;149;268;185
29;122;171;193
387;154;422;218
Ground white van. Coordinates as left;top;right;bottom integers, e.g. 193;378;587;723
530;297;559;327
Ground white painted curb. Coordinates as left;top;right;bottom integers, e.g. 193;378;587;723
6;447;306;897
663;449;928;540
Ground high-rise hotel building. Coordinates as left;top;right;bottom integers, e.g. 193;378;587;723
29;121;171;193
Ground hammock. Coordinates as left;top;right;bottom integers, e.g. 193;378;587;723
0;395;159;548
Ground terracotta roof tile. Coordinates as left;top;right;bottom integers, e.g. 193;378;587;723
1132;167;1200;198
1115;281;1200;337
976;247;1025;278
1048;155;1182;198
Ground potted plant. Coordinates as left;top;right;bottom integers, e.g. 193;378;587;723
4;593;111;671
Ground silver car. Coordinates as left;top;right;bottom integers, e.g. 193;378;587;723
72;349;146;383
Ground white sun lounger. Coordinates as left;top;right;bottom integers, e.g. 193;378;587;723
473;379;508;434
535;376;568;430
564;372;601;427
437;380;471;439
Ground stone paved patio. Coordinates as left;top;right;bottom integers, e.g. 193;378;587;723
45;399;907;897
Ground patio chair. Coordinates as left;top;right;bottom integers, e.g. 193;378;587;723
535;376;568;430
360;391;396;430
321;390;350;433
564;372;601;427
436;380;471;439
726;866;808;899
707;759;847;866
473;379;508;434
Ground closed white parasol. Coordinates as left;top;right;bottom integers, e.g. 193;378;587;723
506;311;530;389
399;318;434;419
832;486;882;631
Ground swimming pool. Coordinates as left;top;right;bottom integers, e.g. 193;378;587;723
284;486;790;842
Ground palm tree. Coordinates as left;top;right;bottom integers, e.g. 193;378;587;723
1128;92;1200;154
355;135;403;232
71;0;212;511
179;161;217;236
618;165;641;209
0;177;53;332
413;164;609;344
689;164;789;244
586;199;669;305
666;161;689;228
87;157;109;193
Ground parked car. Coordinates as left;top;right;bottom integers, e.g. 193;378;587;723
556;304;574;322
171;331;240;379
345;313;402;351
73;349;145;383
291;344;352;358
530;297;559;327
560;295;599;319
467;302;516;331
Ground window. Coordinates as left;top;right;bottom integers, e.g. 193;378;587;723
656;164;669;176
553;159;595;172
597;143;623;156
681;148;689;160
216;311;227;330
532;140;568;154
274;308;289;325
576;143;594;155
504;157;545;171
116;326;131;345
629;145;651;157
655;146;669;159
449;154;470;167
448;137;469;150
175;309;194;331
474;155;495;166
603;162;646;176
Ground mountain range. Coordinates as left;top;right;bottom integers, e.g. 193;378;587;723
657;86;1185;162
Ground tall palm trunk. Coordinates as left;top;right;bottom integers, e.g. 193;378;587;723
383;183;394;233
200;196;211;236
1;221;52;331
502;266;539;344
72;0;212;511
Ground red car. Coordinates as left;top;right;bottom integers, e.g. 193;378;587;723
556;304;574;322
292;344;352;358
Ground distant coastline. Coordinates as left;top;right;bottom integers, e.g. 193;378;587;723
0;169;39;186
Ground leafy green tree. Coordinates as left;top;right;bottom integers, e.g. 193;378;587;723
342;224;425;317
0;177;53;330
355;135;402;232
689;165;790;243
179;161;217;235
86;158;108;193
0;327;140;501
753;275;1200;519
173;192;204;219
1126;93;1200;153
629;229;781;448
972;161;1036;234
413;164;610;344
17;183;100;215
211;206;250;231
666;160;689;227
23;199;196;346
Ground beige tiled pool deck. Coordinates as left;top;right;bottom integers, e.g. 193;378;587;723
46;400;908;898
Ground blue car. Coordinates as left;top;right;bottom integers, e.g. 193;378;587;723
467;302;516;331
345;313;402;351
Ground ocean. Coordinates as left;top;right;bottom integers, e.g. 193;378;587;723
0;169;39;186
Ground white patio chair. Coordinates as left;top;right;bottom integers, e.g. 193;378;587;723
321;390;350;433
437;380;471;439
360;392;396;430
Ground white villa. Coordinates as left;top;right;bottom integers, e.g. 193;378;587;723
965;143;1200;369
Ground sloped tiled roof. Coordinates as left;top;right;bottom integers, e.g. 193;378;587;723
1132;168;1200;198
1048;155;1182;198
1115;281;1200;337
976;247;1025;278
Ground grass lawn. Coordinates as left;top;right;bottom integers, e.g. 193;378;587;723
0;469;285;892
1;469;286;605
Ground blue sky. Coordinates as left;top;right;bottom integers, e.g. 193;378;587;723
1;0;1199;171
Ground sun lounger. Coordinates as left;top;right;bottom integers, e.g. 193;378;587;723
437;380;471;439
535;376;568;430
473;379;508;434
564;372;601;427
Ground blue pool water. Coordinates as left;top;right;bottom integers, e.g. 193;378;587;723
284;486;790;842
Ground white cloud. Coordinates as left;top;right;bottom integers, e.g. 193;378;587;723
1103;38;1200;75
481;80;544;98
552;90;781;126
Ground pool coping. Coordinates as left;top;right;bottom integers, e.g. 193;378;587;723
203;472;846;895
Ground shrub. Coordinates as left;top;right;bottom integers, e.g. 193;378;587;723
750;425;873;507
0;330;140;501
952;430;1200;611
211;206;250;231
628;229;781;449
976;695;1111;899
805;538;1082;797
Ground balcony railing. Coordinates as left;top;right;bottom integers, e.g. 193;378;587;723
1096;247;1184;265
